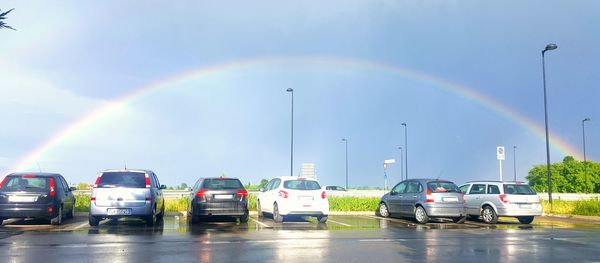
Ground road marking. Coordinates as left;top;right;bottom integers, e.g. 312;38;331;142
359;238;408;242
72;222;89;230
249;217;271;228
327;219;352;227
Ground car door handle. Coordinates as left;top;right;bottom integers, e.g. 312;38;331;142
412;196;418;198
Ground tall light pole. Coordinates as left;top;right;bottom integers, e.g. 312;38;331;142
401;122;408;179
342;138;348;190
542;43;558;206
513;146;517;182
286;88;294;177
582;118;591;193
398;146;404;181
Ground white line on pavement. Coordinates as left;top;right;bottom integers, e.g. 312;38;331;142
328;219;352;227
249;217;271;228
72;222;89;230
359;239;407;242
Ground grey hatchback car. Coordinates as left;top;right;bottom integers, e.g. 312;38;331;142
378;179;466;224
89;169;166;227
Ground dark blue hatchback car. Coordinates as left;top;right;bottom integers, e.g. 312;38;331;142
0;173;76;225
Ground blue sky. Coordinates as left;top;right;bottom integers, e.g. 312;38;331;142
0;1;598;188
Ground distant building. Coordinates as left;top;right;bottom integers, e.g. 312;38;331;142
300;163;316;179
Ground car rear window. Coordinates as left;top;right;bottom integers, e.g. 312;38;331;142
98;172;146;188
0;175;49;191
283;180;321;190
503;184;536;195
427;181;461;193
202;179;244;190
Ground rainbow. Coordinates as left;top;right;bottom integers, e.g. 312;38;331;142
9;56;583;172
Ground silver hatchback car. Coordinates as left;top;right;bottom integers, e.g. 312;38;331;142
378;179;466;224
459;181;542;224
89;169;166;226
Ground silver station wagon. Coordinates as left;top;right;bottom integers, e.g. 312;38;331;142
378;179;467;224
459;181;542;224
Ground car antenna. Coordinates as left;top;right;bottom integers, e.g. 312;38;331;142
37;162;42;173
124;160;127;170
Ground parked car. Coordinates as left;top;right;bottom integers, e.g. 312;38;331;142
257;176;329;223
89;169;166;227
459;181;542;224
187;177;249;223
0;172;76;225
325;186;347;191
378;179;466;224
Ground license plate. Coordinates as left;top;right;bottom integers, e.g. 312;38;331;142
107;208;132;215
299;196;314;201
214;195;233;200
442;197;458;202
520;204;532;209
8;195;37;202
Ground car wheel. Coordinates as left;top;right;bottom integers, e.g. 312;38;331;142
240;212;249;223
517;216;535;224
317;216;328;223
146;208;156;227
481;206;498;224
50;206;62;225
88;214;100;226
378;202;390;218
0;217;4;225
414;206;429;224
157;204;165;221
273;203;283;223
257;200;264;218
452;216;466;224
67;204;75;219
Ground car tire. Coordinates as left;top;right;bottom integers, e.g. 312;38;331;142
378;202;390;218
481;206;498;224
191;215;201;224
157;204;165;222
317;216;328;223
414;206;429;224
50;206;62;225
146;208;156;227
89;215;100;226
517;216;535;224
452;216;466;224
67;203;75;219
257;201;264;218
273;203;283;223
240;212;249;223
0;217;4;225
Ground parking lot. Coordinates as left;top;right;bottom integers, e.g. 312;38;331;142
1;214;599;263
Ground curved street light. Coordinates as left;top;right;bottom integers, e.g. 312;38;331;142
541;43;557;206
286;88;294;176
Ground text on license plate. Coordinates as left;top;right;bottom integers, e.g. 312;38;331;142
8;195;37;202
442;197;458;202
214;195;233;200
520;204;532;209
299;196;314;201
107;209;132;215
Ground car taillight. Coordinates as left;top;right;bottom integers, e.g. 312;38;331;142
0;177;7;189
499;194;509;203
23;174;36;178
145;174;151;188
49;178;56;197
93;175;102;188
321;191;327;199
426;187;434;203
90;197;96;201
145;197;152;202
279;190;289;198
196;189;208;197
462;193;467;204
236;189;248;198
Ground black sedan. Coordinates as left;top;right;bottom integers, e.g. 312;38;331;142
187;177;249;223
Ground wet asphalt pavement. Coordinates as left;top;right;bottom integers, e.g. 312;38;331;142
1;215;599;263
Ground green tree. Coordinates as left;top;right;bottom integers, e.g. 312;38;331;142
526;156;600;193
0;8;15;30
258;179;269;189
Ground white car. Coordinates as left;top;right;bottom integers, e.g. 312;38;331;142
257;176;329;223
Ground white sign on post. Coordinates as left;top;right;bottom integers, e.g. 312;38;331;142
497;146;505;160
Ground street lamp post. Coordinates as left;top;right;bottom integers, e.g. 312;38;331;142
398;146;404;181
342;138;348;190
401;123;408;179
513;146;517;182
541;43;558;206
286;88;294;177
582;118;591;193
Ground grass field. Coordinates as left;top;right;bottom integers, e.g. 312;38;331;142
73;194;600;216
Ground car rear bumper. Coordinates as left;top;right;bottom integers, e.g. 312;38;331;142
89;202;153;218
285;211;328;217
192;201;248;217
424;203;466;218
0;204;57;219
497;204;543;217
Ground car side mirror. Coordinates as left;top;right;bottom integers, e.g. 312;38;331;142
160;185;167;190
390;190;397;195
259;187;266;192
69;187;77;191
